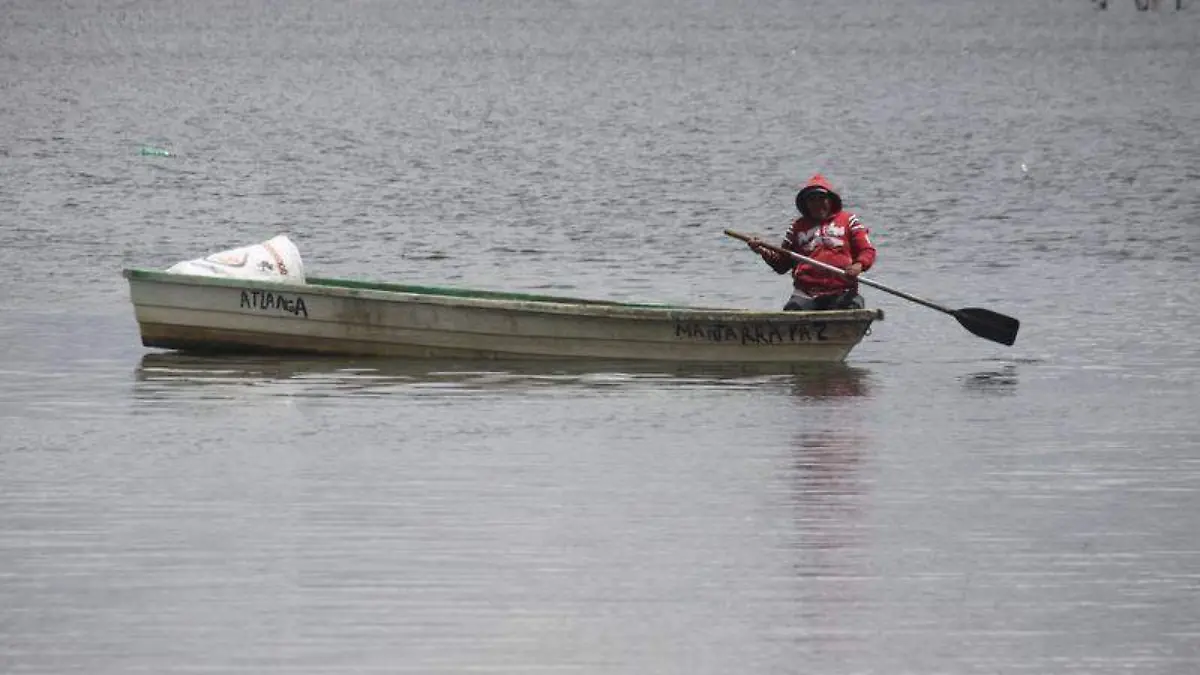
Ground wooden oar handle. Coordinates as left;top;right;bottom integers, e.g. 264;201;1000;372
723;228;795;260
723;229;800;260
724;229;848;277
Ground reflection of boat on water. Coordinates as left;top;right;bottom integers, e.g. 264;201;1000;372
136;352;413;382
134;352;875;398
788;364;871;400
788;428;870;576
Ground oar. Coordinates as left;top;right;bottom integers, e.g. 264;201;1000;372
724;229;1020;346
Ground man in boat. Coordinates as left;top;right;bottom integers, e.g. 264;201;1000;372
747;174;877;311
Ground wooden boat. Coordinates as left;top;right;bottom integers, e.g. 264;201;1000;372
122;268;883;364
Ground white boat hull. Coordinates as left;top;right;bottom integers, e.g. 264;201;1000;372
124;270;882;364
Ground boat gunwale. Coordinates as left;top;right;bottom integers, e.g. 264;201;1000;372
122;268;885;323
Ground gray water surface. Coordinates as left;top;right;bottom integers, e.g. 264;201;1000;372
2;1;1199;673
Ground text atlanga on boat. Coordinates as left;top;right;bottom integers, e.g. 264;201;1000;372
122;235;883;365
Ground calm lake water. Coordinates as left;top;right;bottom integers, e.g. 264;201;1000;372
2;0;1199;672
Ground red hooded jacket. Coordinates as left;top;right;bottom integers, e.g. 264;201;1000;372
764;174;877;296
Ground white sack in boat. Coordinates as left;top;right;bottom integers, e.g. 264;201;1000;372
166;234;306;285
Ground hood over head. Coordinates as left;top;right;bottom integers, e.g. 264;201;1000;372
795;173;843;218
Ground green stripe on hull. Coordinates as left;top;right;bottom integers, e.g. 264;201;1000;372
305;276;681;308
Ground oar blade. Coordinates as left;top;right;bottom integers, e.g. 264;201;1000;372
953;308;1020;346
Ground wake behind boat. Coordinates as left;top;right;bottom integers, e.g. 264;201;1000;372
122;236;883;364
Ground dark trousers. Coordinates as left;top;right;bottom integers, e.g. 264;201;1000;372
784;290;865;311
